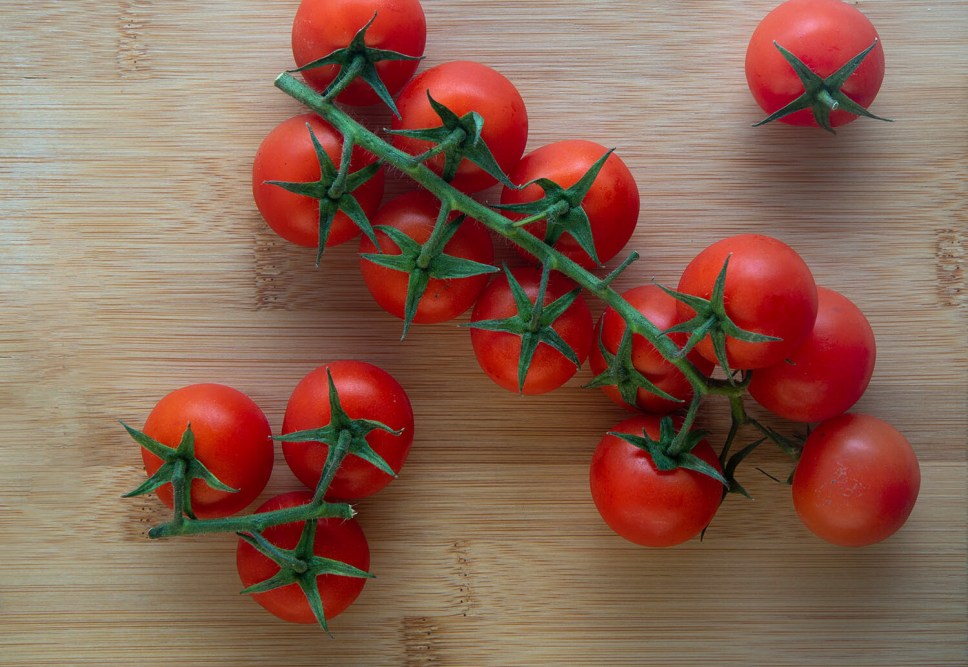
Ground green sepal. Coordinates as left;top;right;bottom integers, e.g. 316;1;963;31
610;416;728;487
721;437;767;500
583;326;681;409
753;39;892;135
288;12;422;117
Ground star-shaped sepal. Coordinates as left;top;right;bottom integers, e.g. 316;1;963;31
583;326;681;409
610;416;728;487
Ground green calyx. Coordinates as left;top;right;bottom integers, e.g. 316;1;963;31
266;123;382;267
360;203;498;339
464;263;584;394
387;92;517;188
289;12;422;118
659;255;780;379
495;149;613;267
583;326;681;408
610;416;728;487
754;39;892;134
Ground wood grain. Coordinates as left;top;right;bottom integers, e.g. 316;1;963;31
1;1;966;665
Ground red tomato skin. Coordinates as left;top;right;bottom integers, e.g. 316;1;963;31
745;0;885;128
469;268;593;395
589;415;724;548
792;414;920;547
359;190;495;324
141;384;273;519
236;491;370;624
391;61;529;194
282;361;414;500
749;287;876;422
500;140;640;270
676;234;818;370
589;285;714;415
291;0;426;106
252;114;385;249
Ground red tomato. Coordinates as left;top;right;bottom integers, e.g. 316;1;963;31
500;140;639;270
282;361;414;500
252;113;385;249
745;0;885;130
291;0;426;106
236;491;370;624
675;234;818;370
469;268;593;395
589;285;714;414
359;190;495;325
750;287;876;422
139;384;273;519
391;61;529;193
792;414;920;547
589;415;724;548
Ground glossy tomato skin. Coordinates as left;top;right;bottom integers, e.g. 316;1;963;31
745;0;885;128
236;491;370;624
470;268;593;395
291;0;426;106
282;361;414;500
391;61;528;193
589;285;714;414
359;190;495;324
141;384;273;519
501;140;639;270
792;414;920;547
750;287;876;422
676;234;818;370
252;113;385;248
590;415;724;548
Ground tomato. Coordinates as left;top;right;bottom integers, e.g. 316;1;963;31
589;415;724;548
236;491;370;624
745;0;886;131
589;285;714;415
291;0;426;106
469;267;593;395
792;414;920;547
750;287;876;422
138;384;273;519
359;190;495;326
252;113;385;249
282;361;414;500
675;234;818;371
391;61;529;193
500;140;639;270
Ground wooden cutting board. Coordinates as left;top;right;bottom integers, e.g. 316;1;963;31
2;1;965;665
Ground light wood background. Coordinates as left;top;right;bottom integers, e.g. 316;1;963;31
2;1;966;665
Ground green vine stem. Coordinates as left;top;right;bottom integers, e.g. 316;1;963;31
147;498;354;539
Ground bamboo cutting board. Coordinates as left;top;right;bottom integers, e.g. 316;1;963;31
1;1;966;665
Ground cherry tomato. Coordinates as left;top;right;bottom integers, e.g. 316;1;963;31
746;0;885;130
589;415;724;548
589;285;714;415
236;491;370;624
359;190;495;325
750;287;876;422
500;140;639;270
391;61;529;193
252;113;385;249
792;414;920;547
282;360;414;500
139;384;273;519
291;0;426;106
675;234;818;370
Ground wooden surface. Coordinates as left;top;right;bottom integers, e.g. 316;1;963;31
2;1;966;665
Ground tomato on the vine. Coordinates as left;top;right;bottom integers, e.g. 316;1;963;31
291;0;426;107
236;491;370;624
391;60;529;193
750;287;876;423
281;360;414;500
500;140;639;270
745;0;886;131
792;414;920;547
138;384;273;519
252;113;385;249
